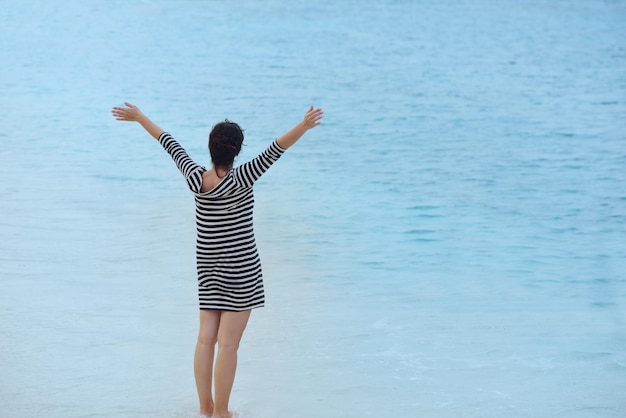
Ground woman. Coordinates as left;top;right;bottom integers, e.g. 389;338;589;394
111;102;323;417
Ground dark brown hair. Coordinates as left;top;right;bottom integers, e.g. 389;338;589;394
208;120;244;169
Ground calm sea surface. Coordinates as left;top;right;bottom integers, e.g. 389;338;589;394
1;1;625;417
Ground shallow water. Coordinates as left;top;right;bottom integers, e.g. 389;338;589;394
1;0;625;417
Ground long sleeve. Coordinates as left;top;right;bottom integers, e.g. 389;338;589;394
233;140;287;188
158;132;205;193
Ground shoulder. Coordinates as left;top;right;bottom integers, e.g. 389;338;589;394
200;170;218;193
200;169;236;194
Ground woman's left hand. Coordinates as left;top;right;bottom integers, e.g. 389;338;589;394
111;102;144;122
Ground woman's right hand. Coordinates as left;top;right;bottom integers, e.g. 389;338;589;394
301;106;324;130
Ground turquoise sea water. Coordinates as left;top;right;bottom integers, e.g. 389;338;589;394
1;1;625;417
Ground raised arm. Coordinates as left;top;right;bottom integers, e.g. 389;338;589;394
112;102;204;193
275;106;324;149
111;102;164;140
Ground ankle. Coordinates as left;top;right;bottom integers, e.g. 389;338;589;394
199;401;214;417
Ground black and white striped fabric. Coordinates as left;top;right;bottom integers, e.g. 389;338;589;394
158;132;286;311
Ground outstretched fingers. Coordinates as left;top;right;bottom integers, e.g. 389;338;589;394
111;102;141;121
111;107;127;120
304;106;324;128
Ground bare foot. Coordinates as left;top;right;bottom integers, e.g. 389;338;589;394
212;411;238;418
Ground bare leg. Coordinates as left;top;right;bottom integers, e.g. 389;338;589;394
194;310;221;416
213;310;251;418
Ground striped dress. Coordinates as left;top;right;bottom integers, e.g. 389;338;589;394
158;132;286;311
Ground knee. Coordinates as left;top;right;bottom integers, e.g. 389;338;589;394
197;330;217;347
217;336;240;352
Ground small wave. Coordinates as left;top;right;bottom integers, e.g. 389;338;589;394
407;205;439;211
591;301;618;308
411;237;441;242
90;174;162;183
415;213;444;218
404;229;437;235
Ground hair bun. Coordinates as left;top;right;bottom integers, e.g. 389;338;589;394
212;135;238;150
208;120;245;168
